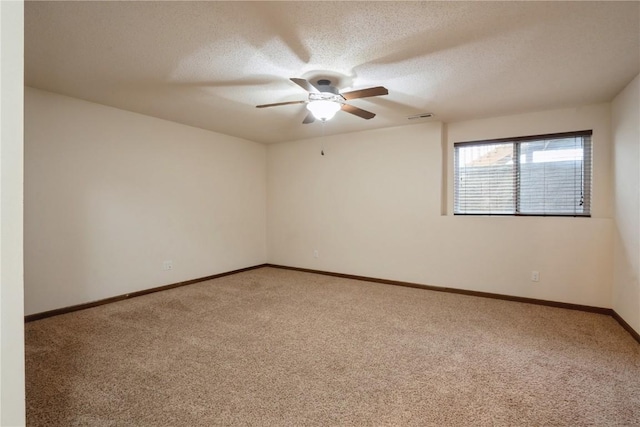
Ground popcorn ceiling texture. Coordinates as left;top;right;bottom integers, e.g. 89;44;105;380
24;1;639;143
25;267;640;426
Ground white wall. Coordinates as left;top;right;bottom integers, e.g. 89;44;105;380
23;87;624;315
268;123;445;282
0;0;26;425
24;88;267;315
268;106;614;308
612;74;640;335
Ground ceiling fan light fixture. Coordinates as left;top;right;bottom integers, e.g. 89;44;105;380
307;100;341;121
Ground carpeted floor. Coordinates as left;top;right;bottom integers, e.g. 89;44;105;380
25;267;640;426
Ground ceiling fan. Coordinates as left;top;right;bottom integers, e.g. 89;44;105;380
256;78;388;123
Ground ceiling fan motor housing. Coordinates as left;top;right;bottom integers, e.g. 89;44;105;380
315;79;342;97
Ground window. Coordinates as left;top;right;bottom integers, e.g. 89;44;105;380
454;131;592;216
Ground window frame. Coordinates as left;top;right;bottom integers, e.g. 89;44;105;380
453;130;593;217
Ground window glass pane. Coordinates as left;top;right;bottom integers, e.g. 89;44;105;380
454;143;515;214
519;138;586;215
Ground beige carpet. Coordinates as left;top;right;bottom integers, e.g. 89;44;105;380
25;267;640;426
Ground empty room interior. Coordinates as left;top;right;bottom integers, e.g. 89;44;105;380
2;1;640;425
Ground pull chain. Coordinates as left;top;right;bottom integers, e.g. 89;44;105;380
321;119;326;156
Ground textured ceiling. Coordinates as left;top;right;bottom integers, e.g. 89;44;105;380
25;1;639;144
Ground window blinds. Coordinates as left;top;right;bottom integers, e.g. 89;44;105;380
454;131;592;216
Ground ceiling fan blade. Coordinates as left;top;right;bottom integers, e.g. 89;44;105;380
302;112;315;124
342;104;376;120
341;86;388;100
290;78;320;93
256;100;306;108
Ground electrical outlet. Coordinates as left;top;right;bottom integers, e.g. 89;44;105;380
163;260;173;271
313;249;319;258
531;271;539;282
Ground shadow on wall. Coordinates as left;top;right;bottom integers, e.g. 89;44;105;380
613;225;640;335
